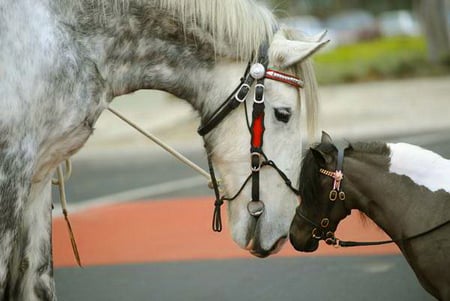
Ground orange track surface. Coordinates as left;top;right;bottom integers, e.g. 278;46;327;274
53;197;400;267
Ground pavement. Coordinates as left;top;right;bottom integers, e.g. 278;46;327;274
79;76;450;157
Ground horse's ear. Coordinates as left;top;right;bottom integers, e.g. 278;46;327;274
270;30;329;68
321;131;333;144
294;30;328;43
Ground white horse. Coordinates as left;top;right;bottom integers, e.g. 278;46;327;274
0;0;327;299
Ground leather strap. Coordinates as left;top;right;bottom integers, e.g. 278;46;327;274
198;65;254;136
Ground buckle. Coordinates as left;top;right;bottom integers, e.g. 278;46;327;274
325;231;337;246
320;218;330;228
235;84;251;102
312;228;322;240
329;190;338;201
251;152;262;172
254;84;265;104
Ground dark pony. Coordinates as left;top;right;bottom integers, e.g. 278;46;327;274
290;132;450;300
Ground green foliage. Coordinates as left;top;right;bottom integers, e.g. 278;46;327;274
313;36;450;85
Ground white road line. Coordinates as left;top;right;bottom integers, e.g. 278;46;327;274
53;176;207;216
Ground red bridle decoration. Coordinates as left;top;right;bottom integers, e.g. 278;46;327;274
251;114;264;149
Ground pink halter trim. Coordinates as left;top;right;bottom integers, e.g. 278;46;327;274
319;168;344;191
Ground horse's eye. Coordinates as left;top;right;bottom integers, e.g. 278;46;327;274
274;107;291;123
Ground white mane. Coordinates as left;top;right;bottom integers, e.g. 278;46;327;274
158;0;277;61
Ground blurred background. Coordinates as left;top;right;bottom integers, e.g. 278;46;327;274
268;0;450;84
54;1;450;300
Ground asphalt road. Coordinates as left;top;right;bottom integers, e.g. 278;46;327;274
52;129;449;301
55;256;433;301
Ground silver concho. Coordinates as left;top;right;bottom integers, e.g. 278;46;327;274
249;63;266;79
247;200;265;217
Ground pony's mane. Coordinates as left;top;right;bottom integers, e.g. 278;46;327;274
350;141;390;156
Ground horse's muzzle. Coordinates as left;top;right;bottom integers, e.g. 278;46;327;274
247;236;287;258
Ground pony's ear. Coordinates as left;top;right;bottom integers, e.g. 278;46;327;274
321;131;333;144
269;30;329;68
310;147;332;167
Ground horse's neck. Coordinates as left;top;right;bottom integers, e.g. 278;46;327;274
61;0;242;110
344;145;450;240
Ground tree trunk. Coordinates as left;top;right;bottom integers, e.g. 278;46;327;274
416;0;450;64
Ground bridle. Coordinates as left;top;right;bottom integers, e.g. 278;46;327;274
296;143;450;248
296;142;350;246
198;43;302;232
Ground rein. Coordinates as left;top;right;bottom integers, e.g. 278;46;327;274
298;142;450;248
330;219;450;247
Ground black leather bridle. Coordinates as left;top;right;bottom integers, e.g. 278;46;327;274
198;43;302;232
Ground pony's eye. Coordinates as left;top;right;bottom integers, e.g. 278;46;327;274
274;107;291;123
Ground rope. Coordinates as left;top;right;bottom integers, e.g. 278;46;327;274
107;107;211;181
52;160;82;267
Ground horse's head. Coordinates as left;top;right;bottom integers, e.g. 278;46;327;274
200;29;328;257
290;132;351;252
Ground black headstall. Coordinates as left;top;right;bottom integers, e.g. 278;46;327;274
198;43;302;232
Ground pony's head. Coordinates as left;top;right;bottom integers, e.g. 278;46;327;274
201;29;328;257
290;132;351;252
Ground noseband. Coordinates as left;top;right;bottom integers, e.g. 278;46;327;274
198;43;302;232
296;142;350;245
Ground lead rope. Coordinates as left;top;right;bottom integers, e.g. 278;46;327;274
107;107;211;181
52;160;82;267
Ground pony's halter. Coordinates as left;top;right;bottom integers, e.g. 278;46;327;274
198;43;302;232
296;143;350;245
296;143;450;249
